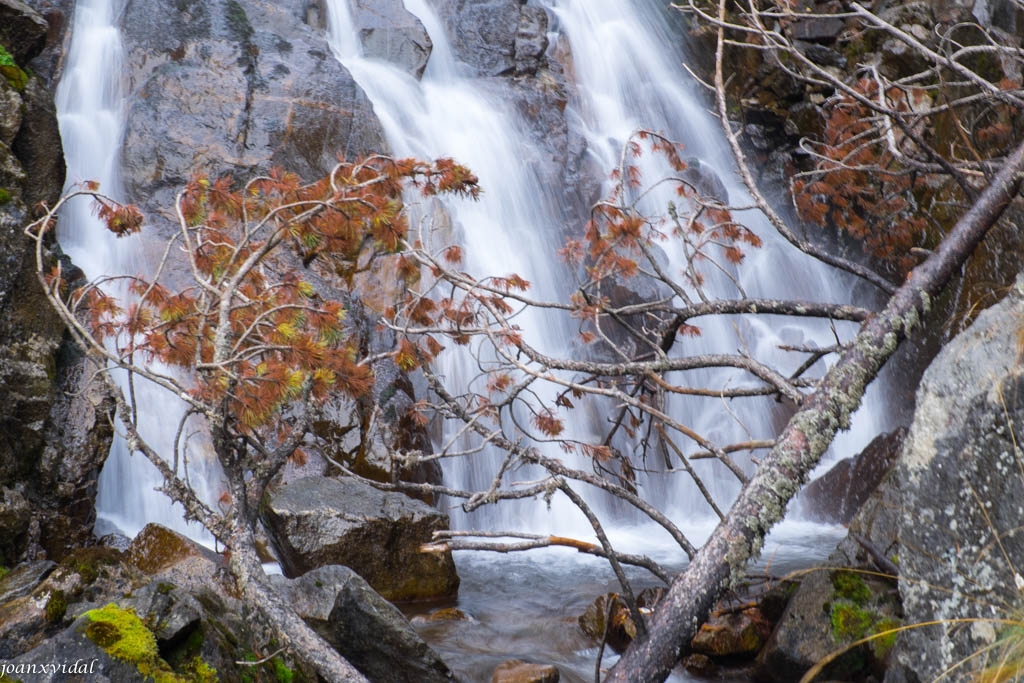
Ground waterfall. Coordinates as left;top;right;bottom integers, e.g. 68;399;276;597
55;0;887;547
326;0;890;541
56;0;221;543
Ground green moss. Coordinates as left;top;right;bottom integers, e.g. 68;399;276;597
830;600;874;641
84;604;217;683
61;546;123;584
0;44;27;91
871;617;901;658
272;657;294;683
0;566;8;580
0;188;10;205
45;590;67;623
831;570;872;605
85;604;161;665
0;44;16;68
183;657;217;683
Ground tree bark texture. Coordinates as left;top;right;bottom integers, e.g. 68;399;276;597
606;140;1024;682
228;522;370;683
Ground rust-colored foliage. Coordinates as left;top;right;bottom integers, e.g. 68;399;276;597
561;131;759;345
94;198;144;237
791;79;937;274
570;132;759;287
85;156;479;437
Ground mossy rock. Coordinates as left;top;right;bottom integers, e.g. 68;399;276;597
831;570;872;605
83;604;217;682
44;589;67;623
830;599;874;640
0;46;27;91
60;546;125;585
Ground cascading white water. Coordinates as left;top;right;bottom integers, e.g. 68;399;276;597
327;0;605;535
56;0;221;543
327;0;890;541
55;0;886;547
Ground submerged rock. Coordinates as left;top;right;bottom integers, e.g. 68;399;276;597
691;608;772;658
271;565;456;682
263;476;459;601
578;588;664;653
492;659;560;683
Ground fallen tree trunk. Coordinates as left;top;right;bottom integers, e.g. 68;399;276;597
606;139;1024;682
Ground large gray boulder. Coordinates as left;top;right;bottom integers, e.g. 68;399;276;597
887;276;1024;682
263;476;459;601
271;565;457;683
119;0;385;237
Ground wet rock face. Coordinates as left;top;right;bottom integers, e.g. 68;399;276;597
801;427;905;525
0;0;115;568
262;476;460;601
432;0;522;75
272;565;457;683
514;6;548;75
432;0;549;76
889;277;1024;682
34;345;115;561
120;0;385;236
0;13;65;503
348;0;432;77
